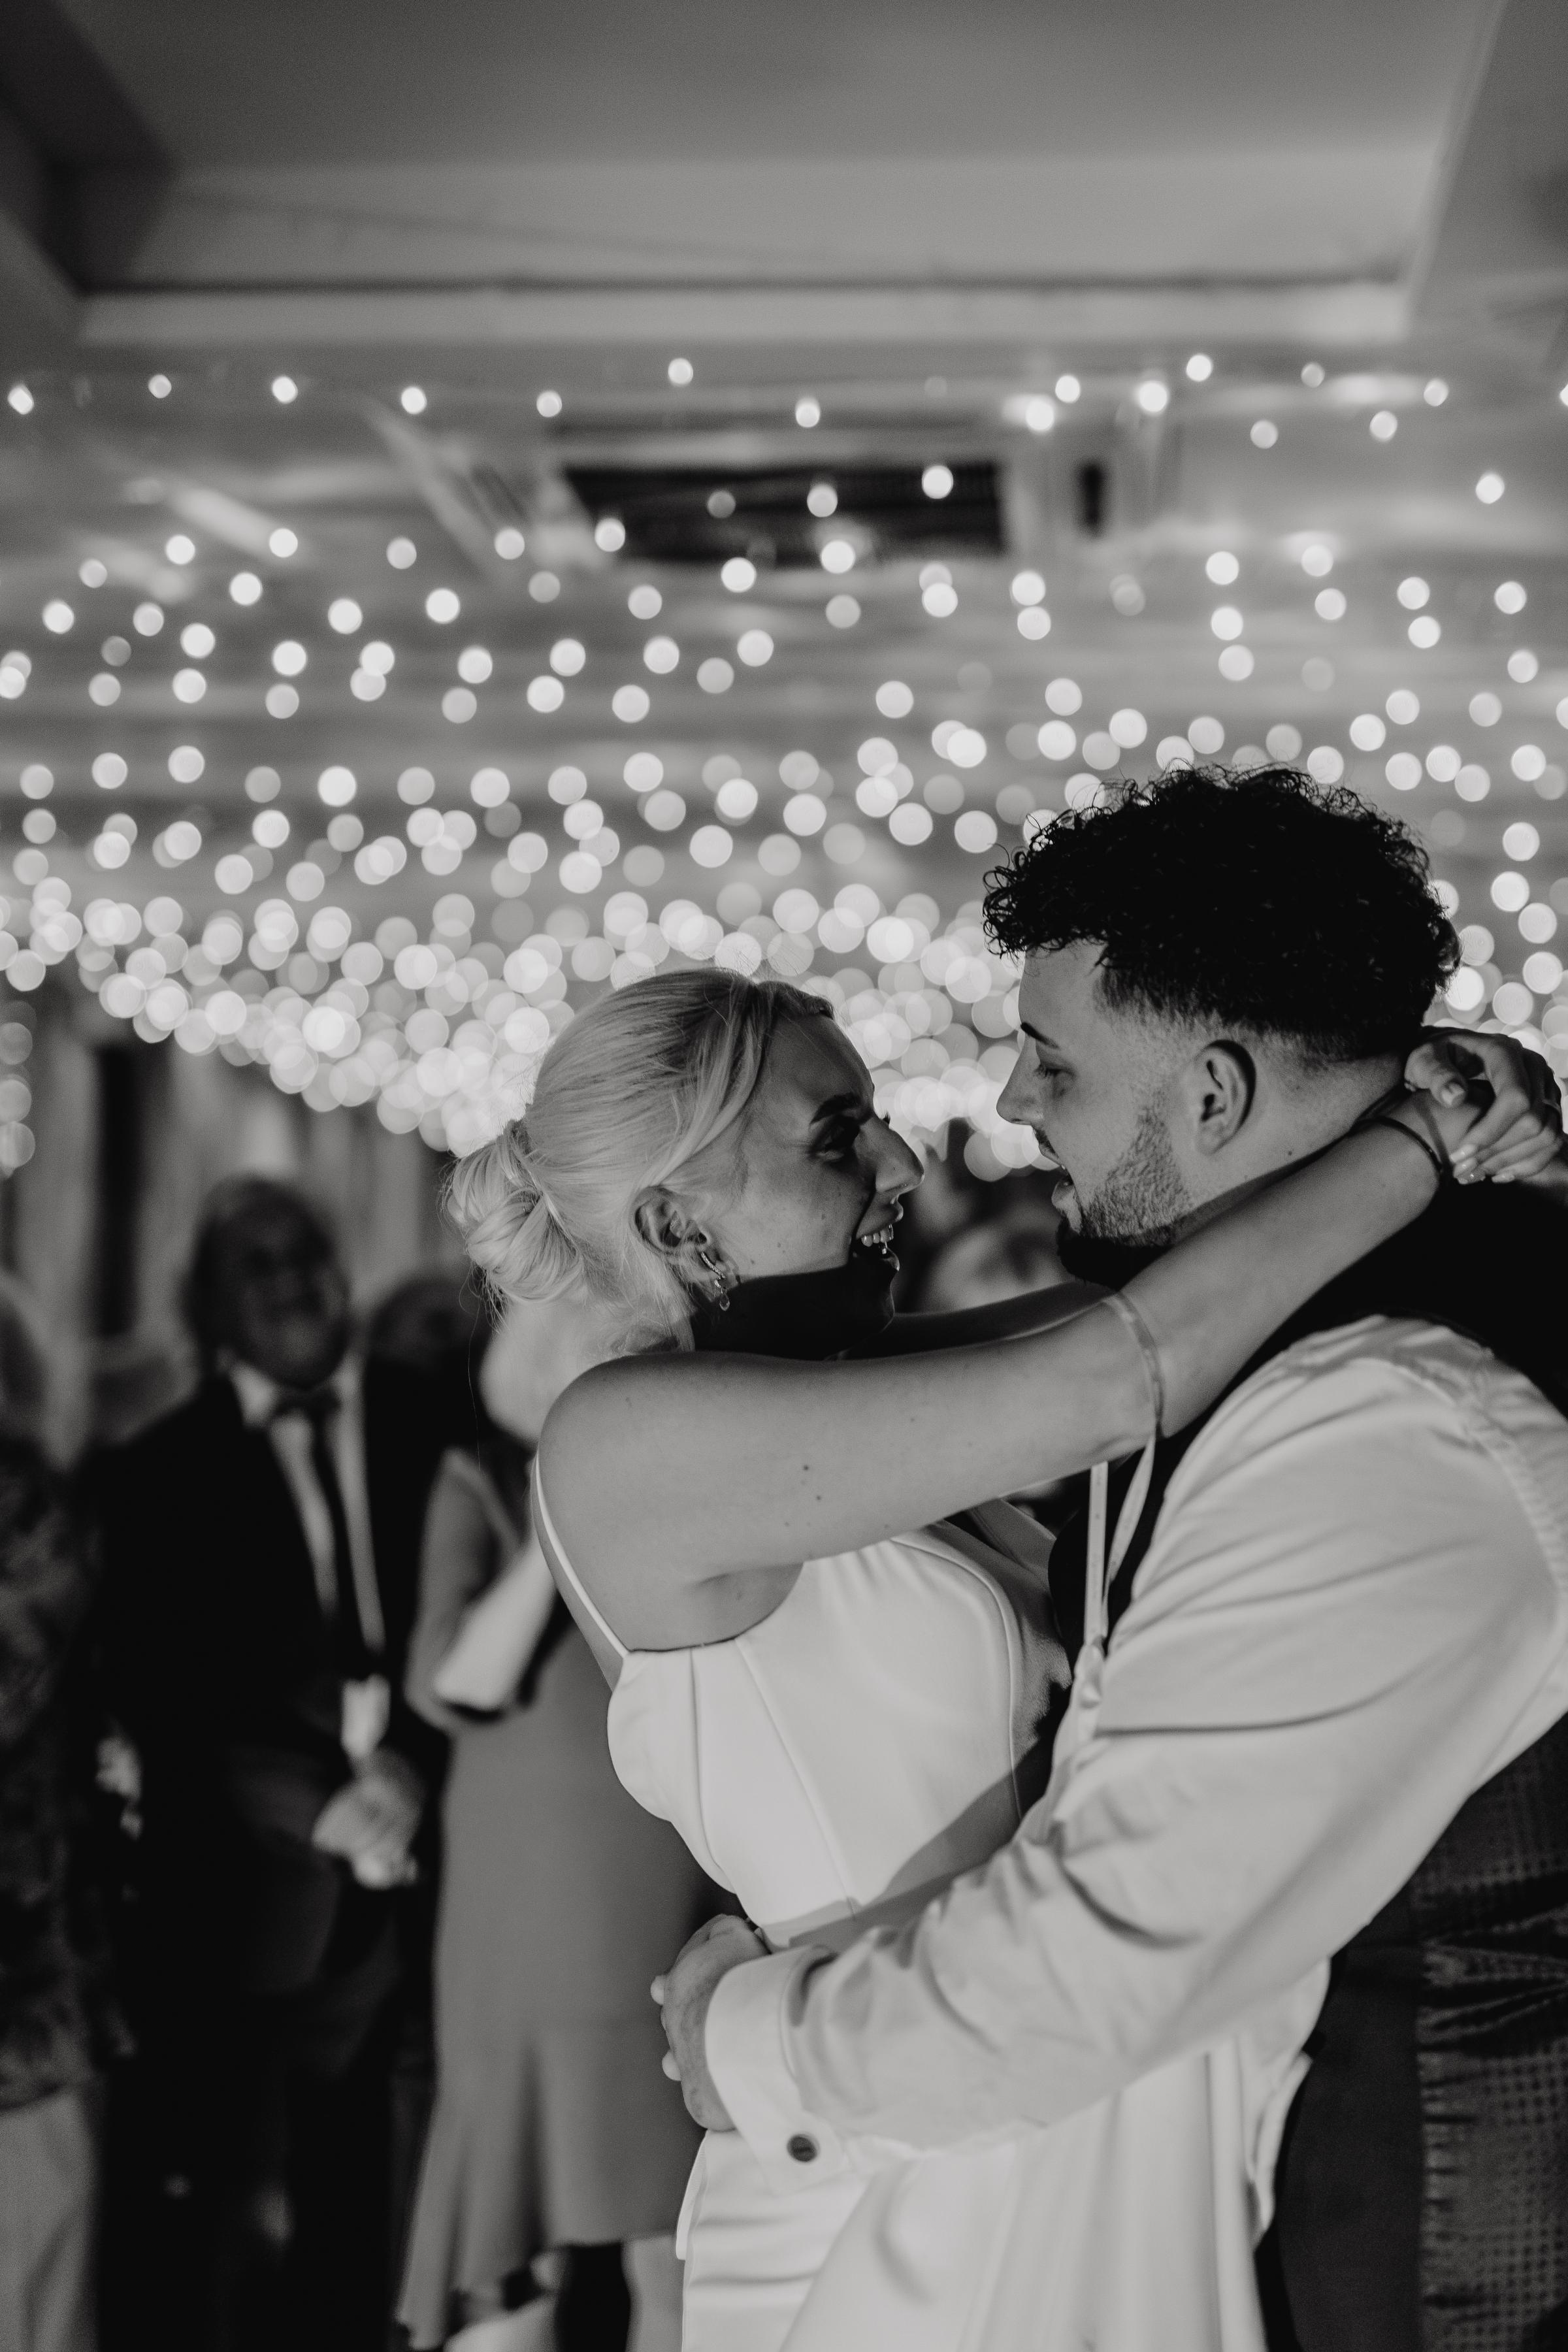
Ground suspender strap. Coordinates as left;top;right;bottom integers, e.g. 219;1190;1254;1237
1083;1440;1159;1652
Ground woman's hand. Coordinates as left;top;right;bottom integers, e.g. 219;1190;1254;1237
1381;1083;1481;1172
1403;1030;1564;1183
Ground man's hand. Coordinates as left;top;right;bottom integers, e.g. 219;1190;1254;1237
312;1749;423;1887
651;1914;767;2130
1405;1030;1563;1183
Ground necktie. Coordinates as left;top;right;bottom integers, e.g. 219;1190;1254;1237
279;1388;374;1679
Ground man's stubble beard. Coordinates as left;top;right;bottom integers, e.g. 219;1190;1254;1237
1072;1100;1194;1243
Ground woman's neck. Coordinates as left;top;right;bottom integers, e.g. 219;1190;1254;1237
687;1254;898;1360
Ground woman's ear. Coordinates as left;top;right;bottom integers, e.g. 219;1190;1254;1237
634;1188;688;1263
634;1188;716;1276
1179;1039;1256;1158
636;1188;734;1299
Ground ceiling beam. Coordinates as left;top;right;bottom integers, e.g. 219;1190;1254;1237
0;201;77;353
0;0;169;355
1414;0;1568;361
77;276;1413;357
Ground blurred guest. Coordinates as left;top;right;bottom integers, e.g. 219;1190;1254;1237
915;1209;1066;1315
909;1210;1079;1529
93;1180;470;2352
361;1264;491;2232
890;1124;1062;1308
365;1271;485;1390
399;1301;712;2352
0;1277;124;2352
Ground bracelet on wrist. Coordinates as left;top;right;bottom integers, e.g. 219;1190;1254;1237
1362;1109;1450;1186
1100;1289;1168;1438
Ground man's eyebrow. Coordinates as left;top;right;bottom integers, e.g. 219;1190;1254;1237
1019;1021;1065;1050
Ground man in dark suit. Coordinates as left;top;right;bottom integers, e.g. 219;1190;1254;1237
95;1179;472;2352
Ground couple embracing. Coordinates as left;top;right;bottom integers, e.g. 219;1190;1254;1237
453;764;1568;2352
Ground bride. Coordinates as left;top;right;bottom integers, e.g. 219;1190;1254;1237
448;968;1551;2352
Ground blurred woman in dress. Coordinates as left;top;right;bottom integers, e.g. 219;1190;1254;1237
399;1301;714;2352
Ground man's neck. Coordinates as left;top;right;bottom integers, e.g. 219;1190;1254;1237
228;1352;353;1422
1171;1053;1401;1236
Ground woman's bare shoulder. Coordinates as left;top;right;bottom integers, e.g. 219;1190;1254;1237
537;1357;804;1648
535;1354;683;1542
541;1348;683;1450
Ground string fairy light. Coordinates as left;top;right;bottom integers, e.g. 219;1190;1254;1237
0;350;1562;1187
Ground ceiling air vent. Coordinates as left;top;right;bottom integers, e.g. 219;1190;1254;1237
564;464;1002;566
1074;460;1109;537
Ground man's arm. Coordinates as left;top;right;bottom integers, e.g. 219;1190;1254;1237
693;1331;1568;2180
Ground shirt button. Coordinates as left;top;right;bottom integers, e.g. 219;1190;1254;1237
787;2133;819;2164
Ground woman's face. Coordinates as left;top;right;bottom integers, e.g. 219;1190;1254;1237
693;1016;923;1285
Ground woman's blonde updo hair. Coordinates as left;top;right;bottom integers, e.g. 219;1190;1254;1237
447;969;829;1350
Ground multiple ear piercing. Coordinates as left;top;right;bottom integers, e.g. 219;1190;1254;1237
696;1245;734;1310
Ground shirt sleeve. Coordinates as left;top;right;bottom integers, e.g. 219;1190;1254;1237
705;1339;1568;2168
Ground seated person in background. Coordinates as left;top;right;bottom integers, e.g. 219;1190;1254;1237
399;1298;715;2352
0;1276;124;2352
93;1179;472;2352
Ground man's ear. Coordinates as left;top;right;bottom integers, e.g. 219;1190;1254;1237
1174;1039;1256;1160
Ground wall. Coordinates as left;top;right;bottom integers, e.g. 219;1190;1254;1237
6;976;461;1453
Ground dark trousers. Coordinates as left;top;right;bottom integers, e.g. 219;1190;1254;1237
104;1897;419;2352
555;2246;633;2352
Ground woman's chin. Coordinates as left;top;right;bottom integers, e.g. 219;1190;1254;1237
845;1243;900;1310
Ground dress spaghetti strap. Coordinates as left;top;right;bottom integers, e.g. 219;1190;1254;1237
531;1464;629;1661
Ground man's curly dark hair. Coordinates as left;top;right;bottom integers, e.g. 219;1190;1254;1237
983;764;1458;1062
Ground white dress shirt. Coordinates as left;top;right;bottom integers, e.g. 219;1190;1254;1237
231;1355;385;1663
706;1318;1568;2198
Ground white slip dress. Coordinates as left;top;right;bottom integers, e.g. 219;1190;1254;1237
534;1460;1279;2352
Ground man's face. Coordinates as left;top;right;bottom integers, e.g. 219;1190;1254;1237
209;1200;350;1390
997;941;1192;1238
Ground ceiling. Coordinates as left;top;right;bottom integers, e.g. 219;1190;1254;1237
60;0;1485;167
0;0;1557;350
0;0;1565;1160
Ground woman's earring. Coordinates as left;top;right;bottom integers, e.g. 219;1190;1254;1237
696;1247;734;1310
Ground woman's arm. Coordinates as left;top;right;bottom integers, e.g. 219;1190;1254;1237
870;1281;1100;1354
543;1117;1452;1646
871;1030;1565;1356
406;1456;538;1730
429;1527;559;1713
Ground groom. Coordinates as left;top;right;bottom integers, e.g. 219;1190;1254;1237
662;765;1568;2350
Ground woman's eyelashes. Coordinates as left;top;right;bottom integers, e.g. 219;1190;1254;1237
817;1119;863;1161
814;1102;877;1162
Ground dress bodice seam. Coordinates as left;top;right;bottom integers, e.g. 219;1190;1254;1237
726;1539;1028;1913
726;1630;861;1929
902;1528;1032;1818
608;1527;1048;1937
